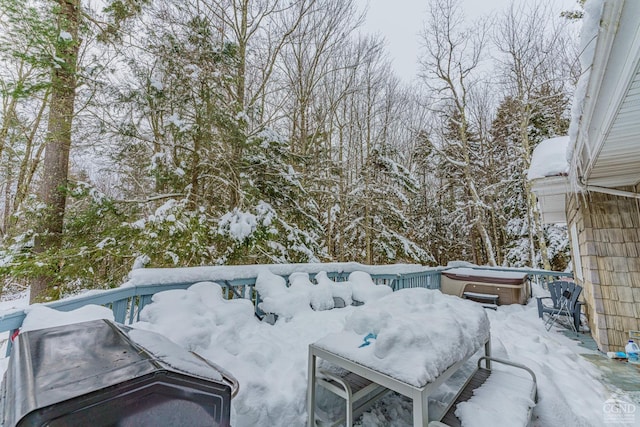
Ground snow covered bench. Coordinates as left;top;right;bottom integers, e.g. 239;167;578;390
307;288;493;426
462;291;499;310
308;336;492;427
441;356;537;427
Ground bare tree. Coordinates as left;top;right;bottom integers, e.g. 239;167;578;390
493;1;574;269
276;0;369;260
192;0;314;207
280;0;362;158
419;0;497;265
0;0;56;240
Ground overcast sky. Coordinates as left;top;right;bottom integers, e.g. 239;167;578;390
358;0;580;83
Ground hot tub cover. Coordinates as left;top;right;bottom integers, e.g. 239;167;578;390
442;268;528;286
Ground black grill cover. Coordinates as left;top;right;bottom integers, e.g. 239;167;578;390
1;319;237;427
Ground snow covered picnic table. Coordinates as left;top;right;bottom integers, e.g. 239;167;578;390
307;288;491;426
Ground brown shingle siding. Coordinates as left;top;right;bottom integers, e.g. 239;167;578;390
612;257;629;272
624;242;639;258
566;189;640;352
622;211;639;227
627;257;640;272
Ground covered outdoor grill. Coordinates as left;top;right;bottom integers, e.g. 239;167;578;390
0;319;238;427
441;268;530;305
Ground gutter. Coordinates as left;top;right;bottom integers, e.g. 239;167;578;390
576;170;640;199
571;0;625;184
584;185;640;200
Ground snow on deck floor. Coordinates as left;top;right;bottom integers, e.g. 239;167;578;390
0;282;625;427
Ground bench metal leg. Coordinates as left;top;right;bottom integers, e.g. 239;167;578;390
412;390;429;427
307;352;316;426
412;397;424;426
484;338;492;370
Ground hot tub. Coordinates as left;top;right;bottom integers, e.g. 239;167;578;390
441;268;530;305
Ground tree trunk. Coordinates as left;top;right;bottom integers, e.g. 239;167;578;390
229;0;249;209
460;114;497;267
529;191;551;270
2;153;13;237
30;0;80;303
520;114;551;270
13;90;50;222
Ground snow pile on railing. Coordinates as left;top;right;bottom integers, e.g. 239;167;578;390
124;262;431;287
255;270;392;320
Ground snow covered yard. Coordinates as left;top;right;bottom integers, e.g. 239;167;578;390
0;278;628;427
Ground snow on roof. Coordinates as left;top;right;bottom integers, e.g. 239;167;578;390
314;288;489;387
527;136;570;180
566;0;605;164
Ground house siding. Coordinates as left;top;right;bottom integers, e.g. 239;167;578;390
566;187;640;352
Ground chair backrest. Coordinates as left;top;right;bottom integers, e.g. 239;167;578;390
548;281;582;311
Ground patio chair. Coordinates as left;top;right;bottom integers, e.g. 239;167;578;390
536;281;582;332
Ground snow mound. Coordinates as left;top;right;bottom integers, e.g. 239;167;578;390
132;278;352;427
289;272;334;311
348;271;392;303
255;271;312;320
255;270;388;319
455;370;535;426
137;281;255;350
316;271;353;306
315;288;490;387
21;304;114;332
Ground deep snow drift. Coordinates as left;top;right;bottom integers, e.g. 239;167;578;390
0;272;625;427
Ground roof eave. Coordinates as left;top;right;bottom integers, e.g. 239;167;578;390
530;175;570;224
571;0;625;183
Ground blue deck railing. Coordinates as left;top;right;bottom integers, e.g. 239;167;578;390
0;265;571;356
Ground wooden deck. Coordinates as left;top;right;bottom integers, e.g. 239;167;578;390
440;368;491;427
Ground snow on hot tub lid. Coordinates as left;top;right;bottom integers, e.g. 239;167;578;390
442;268;529;285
